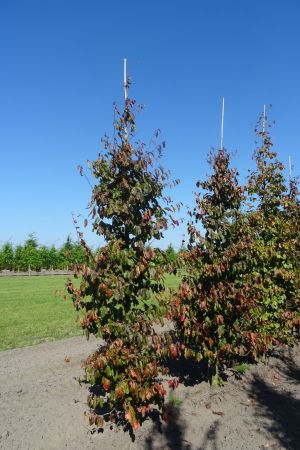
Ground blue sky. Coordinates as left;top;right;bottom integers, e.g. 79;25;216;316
1;0;299;250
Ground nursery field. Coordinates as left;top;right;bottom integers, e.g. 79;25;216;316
0;335;299;449
0;274;180;352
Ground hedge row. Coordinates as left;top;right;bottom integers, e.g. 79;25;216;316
0;235;85;271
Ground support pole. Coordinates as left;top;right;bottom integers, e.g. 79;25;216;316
123;58;128;141
220;97;225;150
289;155;292;180
123;58;128;102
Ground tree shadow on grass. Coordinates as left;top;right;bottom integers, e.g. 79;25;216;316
249;347;300;450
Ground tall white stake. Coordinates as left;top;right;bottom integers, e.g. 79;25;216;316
262;104;266;133
123;58;128;140
289;155;292;180
220;97;225;150
123;58;128;102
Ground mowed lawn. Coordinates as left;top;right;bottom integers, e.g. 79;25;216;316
0;274;180;351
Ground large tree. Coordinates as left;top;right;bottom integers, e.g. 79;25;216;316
67;92;179;429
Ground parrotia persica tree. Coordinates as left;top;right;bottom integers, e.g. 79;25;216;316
284;175;300;332
172;114;300;382
67;90;179;430
171;148;260;383
247;116;300;343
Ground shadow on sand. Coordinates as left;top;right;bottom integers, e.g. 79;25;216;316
249;347;300;450
145;402;191;450
144;397;221;450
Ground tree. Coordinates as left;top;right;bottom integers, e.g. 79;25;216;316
173;149;271;382
39;245;58;269
165;244;177;263
283;175;300;331
171;148;263;383
59;236;85;269
67;91;179;429
22;234;42;271
59;236;73;269
13;245;25;271
70;242;85;266
48;245;59;269
0;242;14;270
284;177;300;332
246;116;299;343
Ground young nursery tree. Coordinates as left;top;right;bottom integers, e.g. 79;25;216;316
247;116;300;343
13;245;25;271
0;242;14;270
165;244;177;263
172;148;258;383
22;234;42;271
284;175;300;331
67;90;179;430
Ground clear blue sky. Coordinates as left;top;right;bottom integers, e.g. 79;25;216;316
1;0;299;250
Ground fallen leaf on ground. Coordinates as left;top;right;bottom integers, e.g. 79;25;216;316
212;410;224;416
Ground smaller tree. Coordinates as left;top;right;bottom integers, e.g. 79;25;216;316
22;234;42;271
246;116;299;344
282;175;300;332
71;242;85;266
172;148;259;383
13;245;25;271
0;242;14;270
165;244;177;263
48;245;59;269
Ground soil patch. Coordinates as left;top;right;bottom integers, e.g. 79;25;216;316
0;337;299;449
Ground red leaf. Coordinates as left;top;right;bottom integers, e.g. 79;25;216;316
132;420;139;430
130;369;138;379
102;378;111;391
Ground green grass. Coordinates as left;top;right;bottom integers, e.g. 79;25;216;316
233;362;250;374
168;395;183;407
0;274;180;352
0;276;81;351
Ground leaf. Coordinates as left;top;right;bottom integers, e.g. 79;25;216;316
95;415;104;427
212;410;224;416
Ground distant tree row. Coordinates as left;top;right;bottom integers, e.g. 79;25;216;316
0;234;85;271
0;234;179;272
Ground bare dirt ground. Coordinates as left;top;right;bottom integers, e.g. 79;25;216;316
0;337;299;450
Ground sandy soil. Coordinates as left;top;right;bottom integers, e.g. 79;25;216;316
0;336;299;450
